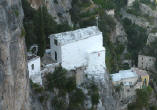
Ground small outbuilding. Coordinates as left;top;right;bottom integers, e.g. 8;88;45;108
111;69;138;86
27;53;42;85
138;55;156;71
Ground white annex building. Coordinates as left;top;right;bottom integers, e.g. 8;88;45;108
49;26;106;79
111;68;149;101
111;69;138;86
27;53;42;85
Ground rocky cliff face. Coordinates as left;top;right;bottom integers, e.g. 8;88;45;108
97;73;120;110
0;0;30;110
45;0;73;26
28;0;73;26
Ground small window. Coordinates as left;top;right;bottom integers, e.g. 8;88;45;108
31;64;34;70
129;82;132;85
142;57;143;60
54;39;58;45
150;59;151;61
55;51;57;61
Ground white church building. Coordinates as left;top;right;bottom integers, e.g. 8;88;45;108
49;26;106;79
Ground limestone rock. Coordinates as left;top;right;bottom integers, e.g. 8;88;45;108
45;0;73;26
0;0;30;110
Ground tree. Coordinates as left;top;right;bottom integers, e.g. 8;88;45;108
45;66;67;91
128;86;153;110
33;7;46;57
69;88;86;109
22;0;72;56
150;105;157;110
88;81;100;108
122;18;147;66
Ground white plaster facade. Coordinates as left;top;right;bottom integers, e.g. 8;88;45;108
85;47;106;79
27;55;42;85
138;55;156;71
28;56;41;76
49;26;106;79
111;69;138;86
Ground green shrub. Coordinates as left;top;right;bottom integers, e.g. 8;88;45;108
122;18;147;66
30;80;44;93
54;0;58;4
127;102;137;110
128;86;153;109
133;0;140;10
69;88;86;109
150;105;157;110
20;27;26;38
151;27;157;33
39;95;45;103
93;0;115;9
127;9;140;16
45;66;67;91
45;66;76;93
140;0;156;10
114;84;122;92
88;81;100;106
52;96;66;110
14;10;19;17
65;76;76;92
121;63;130;70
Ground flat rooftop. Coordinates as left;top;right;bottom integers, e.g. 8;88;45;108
49;26;102;45
27;53;40;61
131;68;148;77
111;69;138;82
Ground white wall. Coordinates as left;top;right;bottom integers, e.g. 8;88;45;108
86;48;106;76
28;57;41;77
50;37;62;62
113;77;138;86
122;77;138;85
61;34;103;70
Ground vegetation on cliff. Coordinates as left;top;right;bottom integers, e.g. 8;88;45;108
128;86;153;110
22;0;72;56
122;18;147;65
31;67;100;110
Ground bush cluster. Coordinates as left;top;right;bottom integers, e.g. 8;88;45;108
45;67;86;110
128;86;153;110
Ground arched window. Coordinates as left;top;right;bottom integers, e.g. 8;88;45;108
143;78;147;86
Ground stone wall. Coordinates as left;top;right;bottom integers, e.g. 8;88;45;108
138;55;156;71
147;33;157;45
